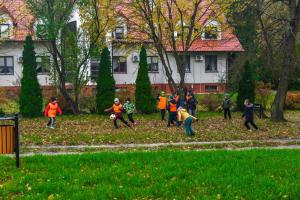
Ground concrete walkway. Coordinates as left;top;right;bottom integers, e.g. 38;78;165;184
24;138;300;150
4;145;300;157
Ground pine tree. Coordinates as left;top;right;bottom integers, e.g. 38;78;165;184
19;35;43;117
96;46;115;114
135;46;156;114
237;61;256;111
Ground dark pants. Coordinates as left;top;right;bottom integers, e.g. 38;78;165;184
114;115;131;128
128;113;135;123
47;117;55;127
167;112;178;127
188;108;196;116
160;109;166;120
224;108;231;119
244;120;258;130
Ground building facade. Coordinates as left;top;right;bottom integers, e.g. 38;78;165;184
0;0;243;95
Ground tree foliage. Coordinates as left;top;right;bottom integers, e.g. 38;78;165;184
25;0;112;114
135;46;156;114
96;46;115;114
19;35;43;117
237;61;255;111
111;0;237;94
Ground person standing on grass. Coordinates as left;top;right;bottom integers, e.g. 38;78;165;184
222;94;232;120
123;97;137;125
44;97;62;129
157;91;167;120
104;98;131;129
242;99;259;131
167;95;179;127
186;92;197;116
177;106;198;136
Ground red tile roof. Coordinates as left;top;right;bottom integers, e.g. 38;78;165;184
0;0;33;41
169;32;244;52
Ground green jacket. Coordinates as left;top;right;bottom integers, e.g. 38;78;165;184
123;102;135;114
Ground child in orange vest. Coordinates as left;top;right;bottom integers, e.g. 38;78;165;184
167;96;179;127
44;97;62;129
157;91;167;120
104;98;131;129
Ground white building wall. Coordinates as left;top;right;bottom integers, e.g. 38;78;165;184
106;47;228;85
0;42;51;87
0;42;228;87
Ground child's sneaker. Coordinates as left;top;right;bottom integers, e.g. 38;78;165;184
50;126;55;129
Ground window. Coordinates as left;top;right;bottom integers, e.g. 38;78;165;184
204;26;218;40
203;20;220;40
205;85;218;93
36;56;50;74
90;58;100;81
205;55;218;73
115;27;124;39
0;56;14;75
0;24;10;38
113;56;127;73
178;55;191;73
147;56;159;72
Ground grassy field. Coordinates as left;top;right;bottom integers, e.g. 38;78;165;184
13;111;300;146
0;150;299;199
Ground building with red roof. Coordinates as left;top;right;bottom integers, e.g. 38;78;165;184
0;0;244;94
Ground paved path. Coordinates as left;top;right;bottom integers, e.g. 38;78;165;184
4;145;300;157
24;138;300;150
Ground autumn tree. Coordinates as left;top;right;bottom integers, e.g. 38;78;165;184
19;35;43;117
25;0;114;114
135;46;156;113
117;0;237;94
252;0;300;121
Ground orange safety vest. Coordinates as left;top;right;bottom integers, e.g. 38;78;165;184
158;96;167;110
48;103;58;117
169;102;177;112
113;104;123;114
174;95;179;103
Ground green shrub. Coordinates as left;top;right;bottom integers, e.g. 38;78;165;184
19;35;43;117
79;96;96;113
135;46;156;114
255;82;275;110
199;94;222;111
96;46;115;114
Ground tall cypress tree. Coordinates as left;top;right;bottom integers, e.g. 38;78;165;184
135;46;156;113
237;61;256;111
96;46;115;114
19;35;43;117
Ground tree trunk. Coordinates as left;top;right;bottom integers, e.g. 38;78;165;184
271;33;296;121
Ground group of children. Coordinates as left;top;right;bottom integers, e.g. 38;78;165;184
44;92;259;135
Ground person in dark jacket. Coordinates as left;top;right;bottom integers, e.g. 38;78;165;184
222;94;232;119
186;92;197;116
242;99;259;130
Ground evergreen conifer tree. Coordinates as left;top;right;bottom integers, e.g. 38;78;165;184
135;46;156;113
19;35;43;117
237;61;256;110
96;46;115;114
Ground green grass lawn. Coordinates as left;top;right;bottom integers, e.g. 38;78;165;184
0;150;299;199
15;111;300;146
